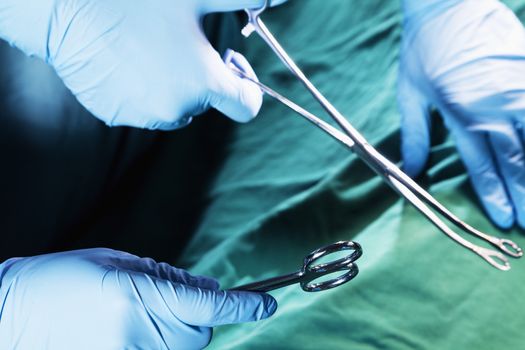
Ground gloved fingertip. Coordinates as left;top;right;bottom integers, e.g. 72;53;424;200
402;159;424;178
223;48;261;87
270;0;289;6
513;196;525;230
261;294;278;319
516;216;525;231
468;168;515;229
399;106;431;177
207;278;221;291
492;213;514;230
213;49;263;123
486;202;514;230
402;142;428;178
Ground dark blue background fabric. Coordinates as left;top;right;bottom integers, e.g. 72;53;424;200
0;14;241;262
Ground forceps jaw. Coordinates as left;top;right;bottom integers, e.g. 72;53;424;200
472;246;511;271
494;238;523;258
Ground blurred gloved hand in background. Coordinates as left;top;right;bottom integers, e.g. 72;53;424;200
0;248;277;349
0;0;286;130
398;0;525;229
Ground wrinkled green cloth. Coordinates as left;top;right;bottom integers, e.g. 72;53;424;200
180;1;525;349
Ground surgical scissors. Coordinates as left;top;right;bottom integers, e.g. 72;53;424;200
232;241;362;292
231;1;524;271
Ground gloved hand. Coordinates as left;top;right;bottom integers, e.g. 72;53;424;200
0;248;277;349
0;0;287;130
398;0;525;229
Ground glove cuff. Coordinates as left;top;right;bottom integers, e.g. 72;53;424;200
0;0;56;60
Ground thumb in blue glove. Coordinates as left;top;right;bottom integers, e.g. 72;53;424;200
0;248;277;349
0;0;287;130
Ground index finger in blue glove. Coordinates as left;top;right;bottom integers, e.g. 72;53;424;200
488;124;525;228
109;251;220;291
119;271;277;327
169;284;277;327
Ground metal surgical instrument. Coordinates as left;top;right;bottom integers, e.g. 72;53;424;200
233;1;524;271
232;241;362;292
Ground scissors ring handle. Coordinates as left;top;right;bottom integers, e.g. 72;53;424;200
304;241;362;272
301;264;359;292
300;241;362;292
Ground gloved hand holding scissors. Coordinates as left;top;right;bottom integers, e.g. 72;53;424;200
0;248;277;349
399;0;525;229
0;0;286;130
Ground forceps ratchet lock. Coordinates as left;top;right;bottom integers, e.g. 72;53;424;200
227;1;524;271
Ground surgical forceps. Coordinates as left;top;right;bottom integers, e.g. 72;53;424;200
232;1;524;271
232;241;362;292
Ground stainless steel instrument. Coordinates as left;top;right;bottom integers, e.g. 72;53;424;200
225;2;523;271
232;241;362;292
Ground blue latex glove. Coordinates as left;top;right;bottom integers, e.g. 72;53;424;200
0;249;277;349
0;0;286;130
398;0;525;229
